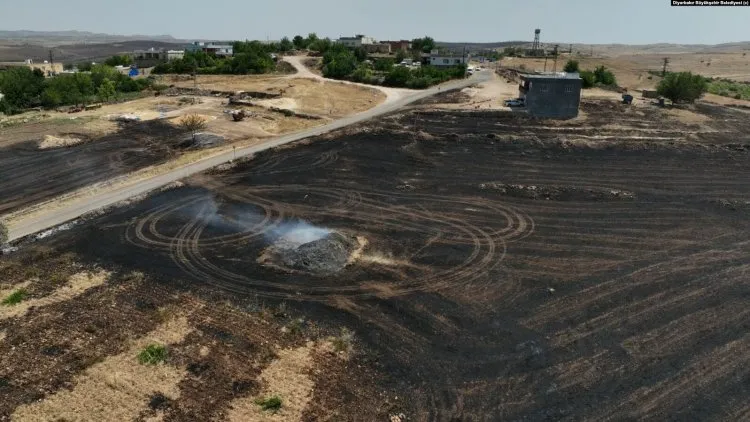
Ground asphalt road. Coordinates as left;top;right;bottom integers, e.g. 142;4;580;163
6;71;491;242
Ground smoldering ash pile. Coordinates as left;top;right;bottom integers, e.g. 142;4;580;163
259;220;359;275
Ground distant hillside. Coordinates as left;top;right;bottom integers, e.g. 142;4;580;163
0;30;180;45
0;40;188;63
438;40;750;56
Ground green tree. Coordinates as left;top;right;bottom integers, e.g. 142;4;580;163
90;64;122;88
384;66;412;87
104;55;131;67
353;47;368;62
580;70;596;88
41;73;93;107
593;65;617;86
308;38;333;54
563;60;580;73
0;67;45;113
97;78;117;102
411;36;436;54
374;58;395;72
322;45;357;79
306;33;320;46
279;36;293;52
350;64;373;83
395;50;407;63
77;62;94;72
292;35;306;49
657;71;708;103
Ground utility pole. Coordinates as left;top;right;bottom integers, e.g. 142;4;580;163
544;56;548;72
552;45;560;72
662;57;670;76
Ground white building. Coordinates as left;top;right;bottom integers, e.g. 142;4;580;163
337;34;377;48
166;50;185;61
429;55;468;67
186;42;234;57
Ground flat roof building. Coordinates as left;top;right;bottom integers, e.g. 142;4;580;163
337;35;377;48
0;60;63;77
429;55;468;67
186;42;233;57
519;72;582;118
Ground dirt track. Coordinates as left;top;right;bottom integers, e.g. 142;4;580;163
3;100;747;420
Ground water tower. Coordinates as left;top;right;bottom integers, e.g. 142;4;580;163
532;29;541;55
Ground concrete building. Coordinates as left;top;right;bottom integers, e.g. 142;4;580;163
429;55;468;67
363;43;391;54
167;50;185;60
337;35;377;48
519;72;582;118
186;42;233;57
386;40;412;52
0;59;63;77
133;48;167;67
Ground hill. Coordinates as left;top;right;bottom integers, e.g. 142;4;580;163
0;40;188;63
0;30;180;45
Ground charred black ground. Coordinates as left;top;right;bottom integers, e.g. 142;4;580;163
11;100;750;420
0;119;186;215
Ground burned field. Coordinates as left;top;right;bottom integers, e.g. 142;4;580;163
2;100;750;420
0;119;188;215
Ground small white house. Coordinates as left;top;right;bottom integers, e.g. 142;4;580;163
429;56;468;67
337;34;377;48
167;50;185;61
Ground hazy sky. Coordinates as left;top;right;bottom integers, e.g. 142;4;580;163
1;0;749;44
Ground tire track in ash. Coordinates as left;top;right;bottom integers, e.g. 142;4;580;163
124;182;534;299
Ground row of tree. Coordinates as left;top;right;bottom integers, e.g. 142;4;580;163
320;44;465;89
152;41;277;75
563;60;617;88
562;59;708;103
0;65;153;114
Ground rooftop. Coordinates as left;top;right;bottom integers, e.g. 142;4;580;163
522;72;581;80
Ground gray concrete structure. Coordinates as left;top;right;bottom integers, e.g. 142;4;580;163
519;72;582;118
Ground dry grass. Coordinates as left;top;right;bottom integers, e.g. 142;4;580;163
38;135;84;149
169;75;385;118
227;342;316;422
0;270;108;320
11;316;192;422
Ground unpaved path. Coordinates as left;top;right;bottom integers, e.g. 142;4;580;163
4;70;491;242
282;56;413;104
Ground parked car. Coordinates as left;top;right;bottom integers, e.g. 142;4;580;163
504;98;525;107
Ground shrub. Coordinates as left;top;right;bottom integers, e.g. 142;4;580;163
331;328;354;353
255;395;282;412
137;344;167;365
321;45;357;79
594;66;617;86
580;70;596;88
374;58;395;72
657;71;708;103
2;289;27;306
563;60;580;73
384;66;412;87
406;77;430;89
350;65;373;83
180;114;208;140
